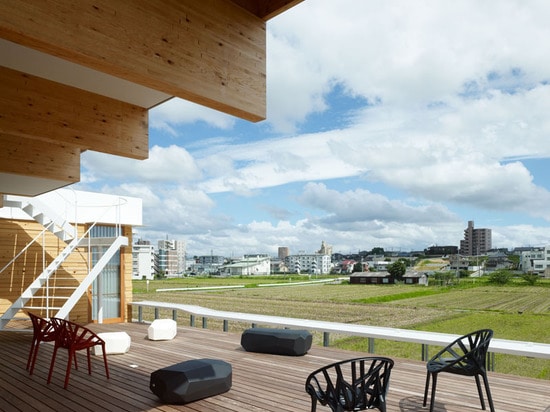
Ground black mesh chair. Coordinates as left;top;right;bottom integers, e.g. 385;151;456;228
423;329;494;412
305;356;394;412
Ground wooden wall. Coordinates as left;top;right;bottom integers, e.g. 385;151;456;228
0;219;133;324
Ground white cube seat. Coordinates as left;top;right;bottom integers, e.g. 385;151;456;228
148;319;177;341
93;331;131;355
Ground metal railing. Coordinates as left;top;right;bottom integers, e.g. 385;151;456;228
130;300;550;372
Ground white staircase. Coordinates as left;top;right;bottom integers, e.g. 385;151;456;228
3;196;76;242
0;195;128;330
0;237;80;329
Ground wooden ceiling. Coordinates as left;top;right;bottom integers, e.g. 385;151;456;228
0;0;302;202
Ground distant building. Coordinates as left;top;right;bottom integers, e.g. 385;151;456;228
424;245;458;256
338;259;357;274
278;246;289;260
459;221;492;256
519;246;550;277
270;258;289;274
196;255;225;265
285;253;331;274
221;255;271;276
349;272;394;285
317;241;333;256
132;243;156;280
157;239;186;277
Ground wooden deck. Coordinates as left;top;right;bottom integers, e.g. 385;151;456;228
0;322;548;412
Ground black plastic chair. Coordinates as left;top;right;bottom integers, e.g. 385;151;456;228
305;356;394;412
423;329;495;412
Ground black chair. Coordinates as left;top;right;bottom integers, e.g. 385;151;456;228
423;329;495;412
305;356;394;412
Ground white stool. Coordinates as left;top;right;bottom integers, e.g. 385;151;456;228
148;319;177;341
93;331;131;355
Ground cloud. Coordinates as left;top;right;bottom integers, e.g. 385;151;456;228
82;145;202;184
149;98;236;135
299;182;459;226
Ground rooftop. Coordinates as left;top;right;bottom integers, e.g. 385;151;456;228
1;321;548;411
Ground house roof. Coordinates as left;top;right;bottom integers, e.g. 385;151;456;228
350;272;391;278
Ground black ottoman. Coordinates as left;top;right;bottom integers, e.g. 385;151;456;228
241;327;312;356
150;358;232;404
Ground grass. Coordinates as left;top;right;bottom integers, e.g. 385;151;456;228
132;276;550;379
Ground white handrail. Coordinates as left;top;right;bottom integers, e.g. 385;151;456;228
130;300;550;360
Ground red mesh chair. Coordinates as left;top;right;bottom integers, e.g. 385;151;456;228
305;357;394;412
27;312;58;375
423;329;494;412
47;318;110;389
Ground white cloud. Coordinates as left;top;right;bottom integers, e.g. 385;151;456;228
149;98;236;135
299;182;459;226
82;145;202;183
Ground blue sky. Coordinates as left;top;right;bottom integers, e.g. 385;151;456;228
77;0;550;257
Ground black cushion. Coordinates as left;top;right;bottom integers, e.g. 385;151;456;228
150;358;232;404
241;327;312;356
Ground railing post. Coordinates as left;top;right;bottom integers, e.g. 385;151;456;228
154;308;159;319
202;317;207;329
172;309;177;321
190;315;195;327
138;306;143;323
488;352;495;371
323;332;330;347
422;344;429;361
223;319;228;332
252;323;257;328
368;337;375;353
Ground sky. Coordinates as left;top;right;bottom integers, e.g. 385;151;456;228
76;0;550;258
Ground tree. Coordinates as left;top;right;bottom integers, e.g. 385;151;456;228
488;269;512;285
387;260;406;281
352;262;363;273
522;273;539;285
508;254;520;270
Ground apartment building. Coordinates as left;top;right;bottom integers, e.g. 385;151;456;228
459;220;492;256
132;242;156;280
285;253;332;275
157;239;186;277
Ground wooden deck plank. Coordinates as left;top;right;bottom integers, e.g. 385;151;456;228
0;322;548;412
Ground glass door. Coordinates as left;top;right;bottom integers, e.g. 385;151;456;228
90;225;122;323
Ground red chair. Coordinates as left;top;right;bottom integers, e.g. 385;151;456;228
47;318;110;389
27;312;58;375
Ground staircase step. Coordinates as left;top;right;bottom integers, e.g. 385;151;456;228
42;286;78;289
30;296;71;300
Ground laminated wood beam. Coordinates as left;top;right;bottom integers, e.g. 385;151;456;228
0;66;148;160
0;0;267;122
0;133;80;196
229;0;303;21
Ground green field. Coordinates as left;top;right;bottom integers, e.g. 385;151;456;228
133;276;550;379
